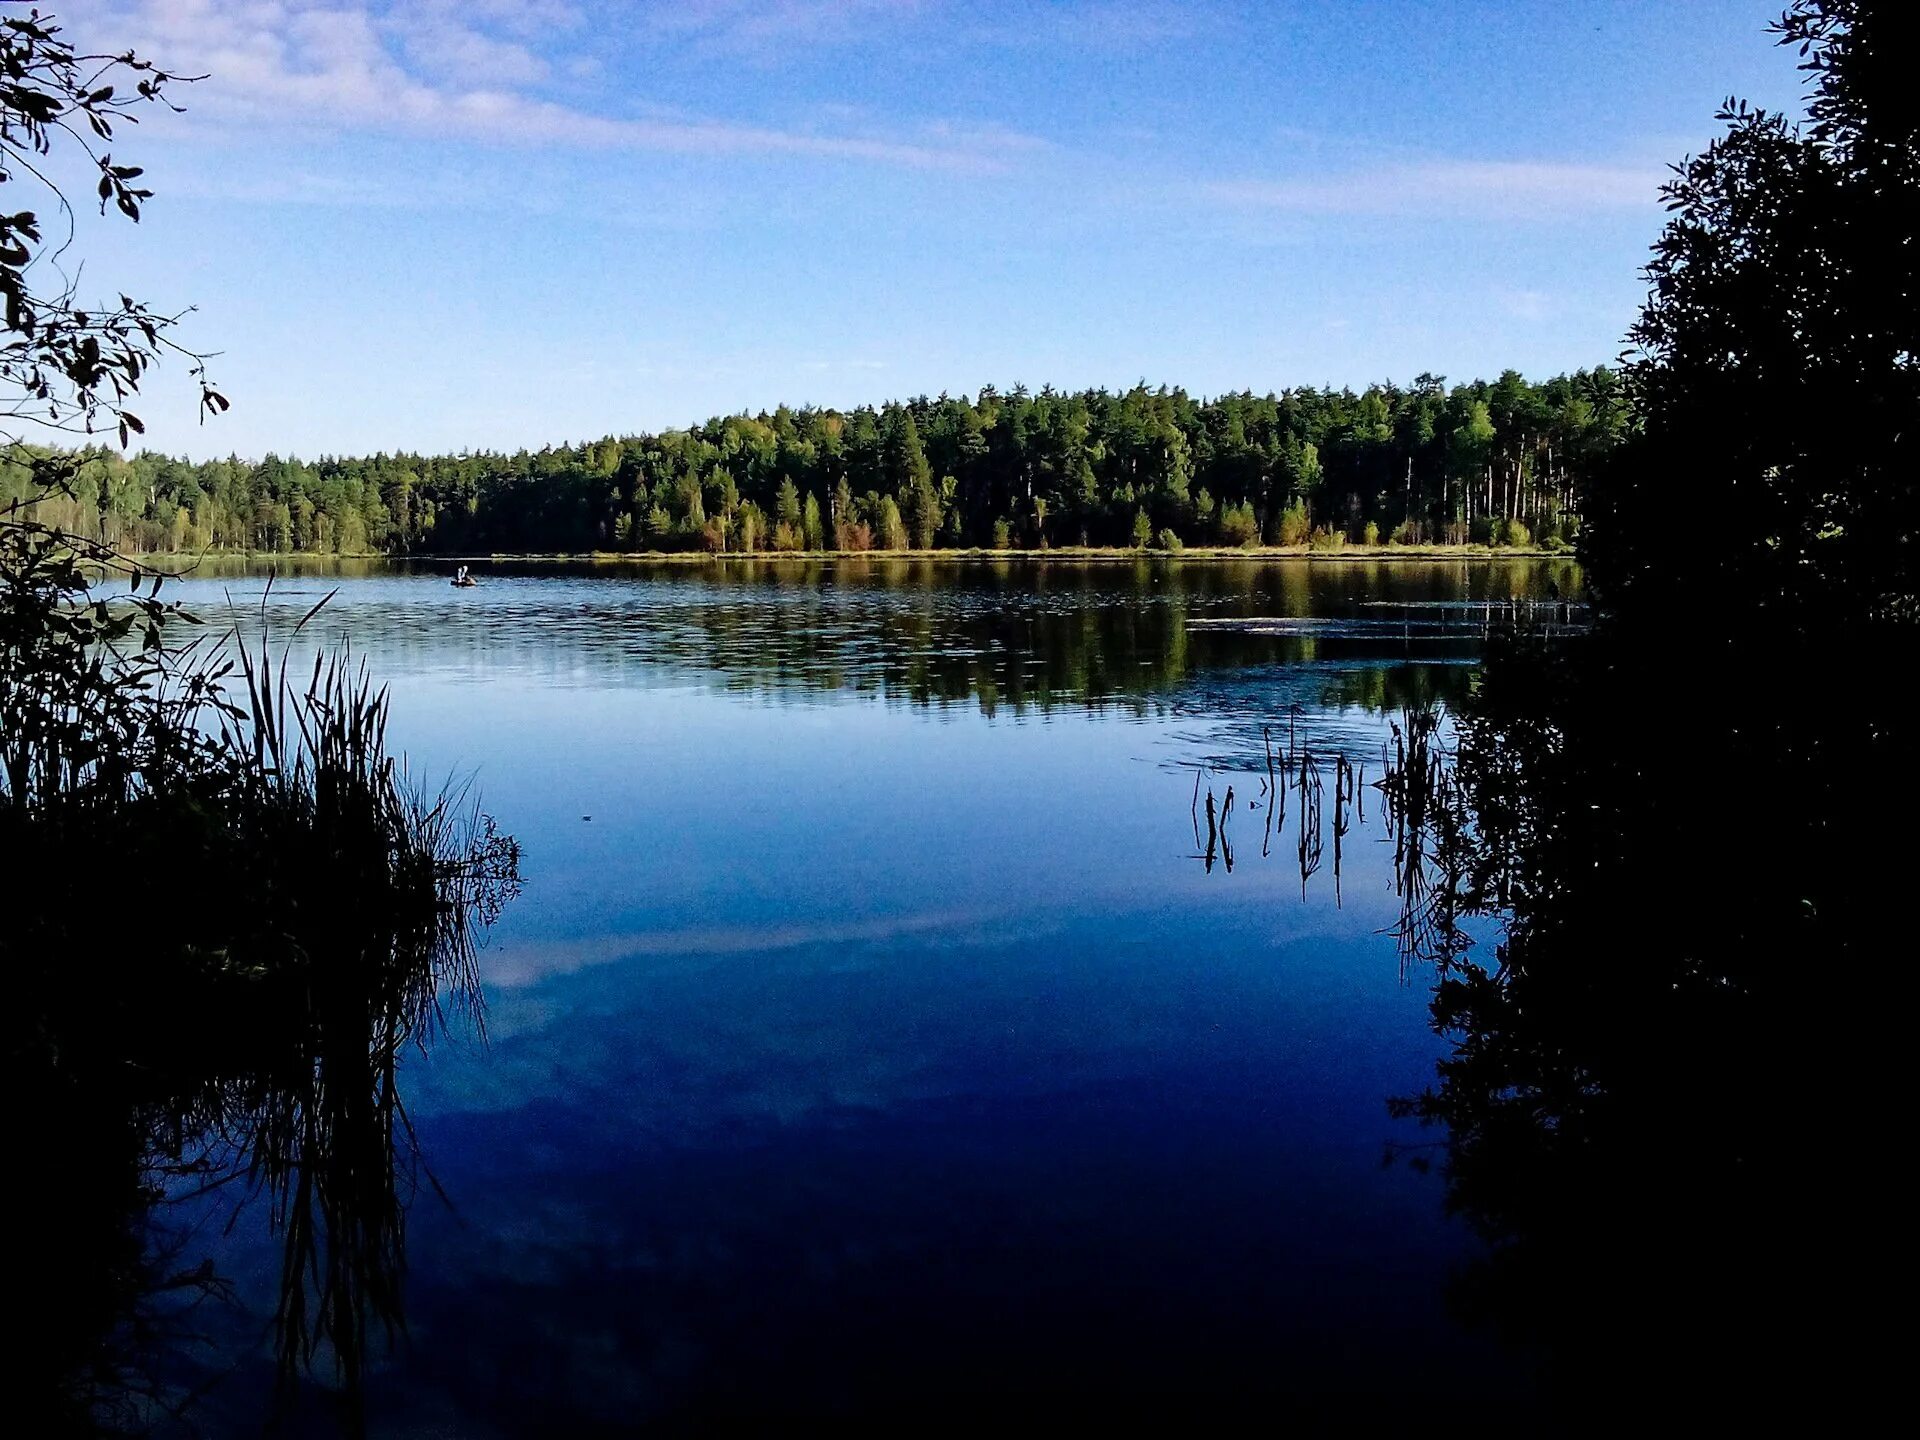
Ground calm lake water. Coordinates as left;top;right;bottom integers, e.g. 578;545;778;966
161;556;1578;1431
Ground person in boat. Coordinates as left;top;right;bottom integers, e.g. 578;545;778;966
453;565;474;587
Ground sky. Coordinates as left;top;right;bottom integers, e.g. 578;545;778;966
50;0;1805;460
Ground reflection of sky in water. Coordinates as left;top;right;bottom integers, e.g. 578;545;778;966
166;561;1560;1430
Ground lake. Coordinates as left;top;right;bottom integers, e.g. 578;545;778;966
159;556;1578;1431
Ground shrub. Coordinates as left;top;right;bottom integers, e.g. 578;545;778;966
1469;516;1498;545
1389;521;1418;546
735;501;765;552
1501;518;1533;548
991;517;1014;549
1362;520;1381;547
1277;502;1311;547
1132;509;1153;548
878;496;908;550
1156;527;1184;553
1218;501;1259;547
1309;526;1346;552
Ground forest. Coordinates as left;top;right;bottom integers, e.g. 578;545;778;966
6;371;1623;556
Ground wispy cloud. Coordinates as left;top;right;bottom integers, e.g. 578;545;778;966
1206;159;1661;220
642;0;930;60
1495;287;1556;321
645;0;1196;60
93;0;1042;173
979;0;1204;48
392;1;559;87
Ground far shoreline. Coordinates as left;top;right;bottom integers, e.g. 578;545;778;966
125;543;1579;566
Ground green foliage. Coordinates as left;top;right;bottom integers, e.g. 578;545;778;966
1;13;225;444
991;517;1014;549
877;495;907;550
1155;527;1183;553
1363;520;1382;546
1308;526;1346;552
735;499;765;552
1277;503;1311;547
1131;508;1152;549
775;477;801;529
1218;501;1259;547
13;371;1619;557
1585;0;1918;629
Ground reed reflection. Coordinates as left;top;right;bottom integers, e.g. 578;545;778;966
17;648;519;1435
1182;709;1379;908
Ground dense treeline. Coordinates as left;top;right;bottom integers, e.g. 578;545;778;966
7;372;1622;556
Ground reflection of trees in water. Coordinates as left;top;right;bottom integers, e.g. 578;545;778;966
1366;627;1893;1414
1345;3;1917;1410
1179;627;1889;1413
1372;706;1474;981
198;557;1577;717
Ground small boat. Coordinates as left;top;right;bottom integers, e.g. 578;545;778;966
451;576;478;588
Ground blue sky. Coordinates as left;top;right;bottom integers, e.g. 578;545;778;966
63;0;1801;459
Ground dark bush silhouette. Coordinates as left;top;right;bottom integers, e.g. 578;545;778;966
3;14;519;1434
1386;2;1913;1417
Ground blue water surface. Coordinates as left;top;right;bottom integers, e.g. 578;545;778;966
159;556;1573;1431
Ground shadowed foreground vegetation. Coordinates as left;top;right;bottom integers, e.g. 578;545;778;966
1364;1;1912;1418
7;514;519;1434
4;20;517;1429
7;0;1913;1427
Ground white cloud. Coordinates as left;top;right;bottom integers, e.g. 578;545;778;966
1207;159;1660;220
390;5;554;87
642;0;928;57
89;0;1040;173
1496;288;1555;321
965;0;1204;49
604;0;1192;62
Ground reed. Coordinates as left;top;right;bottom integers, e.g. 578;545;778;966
5;540;519;1434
